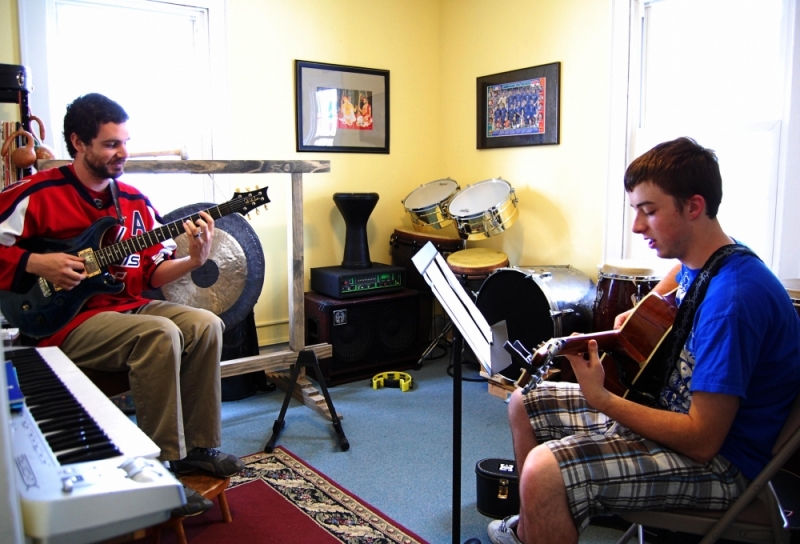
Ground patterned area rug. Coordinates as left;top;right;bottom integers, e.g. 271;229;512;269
227;447;428;544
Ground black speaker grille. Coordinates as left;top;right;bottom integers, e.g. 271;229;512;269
305;290;420;385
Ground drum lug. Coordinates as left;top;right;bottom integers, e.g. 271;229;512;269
551;308;575;318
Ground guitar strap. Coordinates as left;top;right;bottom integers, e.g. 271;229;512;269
622;243;760;406
59;165;125;225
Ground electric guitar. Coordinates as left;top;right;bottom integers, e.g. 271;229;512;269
504;289;678;403
0;187;269;339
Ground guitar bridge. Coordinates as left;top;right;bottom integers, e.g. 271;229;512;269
77;249;102;277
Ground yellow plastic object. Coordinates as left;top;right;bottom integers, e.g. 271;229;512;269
372;371;413;392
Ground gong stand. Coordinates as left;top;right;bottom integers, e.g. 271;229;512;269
264;349;349;452
37;158;338;421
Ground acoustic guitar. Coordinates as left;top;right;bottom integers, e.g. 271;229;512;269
505;289;678;401
0;187;269;338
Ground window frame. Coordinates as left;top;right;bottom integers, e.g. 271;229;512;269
605;0;800;278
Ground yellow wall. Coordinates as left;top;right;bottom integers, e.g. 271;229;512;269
1;0;614;345
0;0;21;120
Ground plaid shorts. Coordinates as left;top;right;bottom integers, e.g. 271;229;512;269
523;381;749;532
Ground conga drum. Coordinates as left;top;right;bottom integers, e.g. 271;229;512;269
592;260;662;332
389;227;463;293
782;279;800;318
446;248;509;297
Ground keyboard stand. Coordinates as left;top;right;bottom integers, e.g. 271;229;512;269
264;349;349;452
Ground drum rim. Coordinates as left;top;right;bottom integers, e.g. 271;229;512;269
403;178;460;211
448;179;514;219
390;228;463;245
597;272;662;281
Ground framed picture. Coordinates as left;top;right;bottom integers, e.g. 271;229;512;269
295;60;390;153
476;62;560;149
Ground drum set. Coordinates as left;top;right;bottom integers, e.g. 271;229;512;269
390;177;669;380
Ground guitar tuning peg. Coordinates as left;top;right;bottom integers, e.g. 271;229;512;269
235;187;241;193
245;186;251;192
255;184;260;190
254;208;260;215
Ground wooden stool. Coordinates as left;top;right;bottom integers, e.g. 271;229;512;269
154;473;232;544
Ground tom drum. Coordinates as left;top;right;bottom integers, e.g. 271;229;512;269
476;266;595;381
592;260;662;332
448;178;519;240
402;178;461;232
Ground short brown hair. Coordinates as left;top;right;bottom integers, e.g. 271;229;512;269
624;137;723;218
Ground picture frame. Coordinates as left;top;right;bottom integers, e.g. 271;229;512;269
295;60;390;154
476;62;560;149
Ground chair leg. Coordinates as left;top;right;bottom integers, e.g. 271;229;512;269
218;490;232;523
616;523;641;544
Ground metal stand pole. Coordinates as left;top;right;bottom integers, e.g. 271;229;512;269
452;332;463;544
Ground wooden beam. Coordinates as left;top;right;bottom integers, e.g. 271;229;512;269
219;343;332;378
36;159;330;174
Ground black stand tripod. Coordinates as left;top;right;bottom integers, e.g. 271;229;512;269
264;349;349;452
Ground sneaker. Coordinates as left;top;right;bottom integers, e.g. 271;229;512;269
171;485;213;517
488;515;522;544
171;447;245;478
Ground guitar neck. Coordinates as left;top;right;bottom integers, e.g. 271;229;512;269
547;330;621;357
95;201;235;268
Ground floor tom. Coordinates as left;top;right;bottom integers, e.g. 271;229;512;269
476;266;595;380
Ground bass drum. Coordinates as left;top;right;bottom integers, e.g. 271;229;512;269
476;266;595;381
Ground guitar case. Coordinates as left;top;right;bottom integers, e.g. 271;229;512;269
475;458;520;519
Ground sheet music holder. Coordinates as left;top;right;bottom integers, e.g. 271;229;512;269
411;241;512;543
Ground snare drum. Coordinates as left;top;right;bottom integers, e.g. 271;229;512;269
446;248;509;297
448;178;519;240
402;178;461;232
592;260;662;333
782;278;800;318
476;266;595;380
390;227;463;292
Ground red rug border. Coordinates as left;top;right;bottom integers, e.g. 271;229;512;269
242;446;429;543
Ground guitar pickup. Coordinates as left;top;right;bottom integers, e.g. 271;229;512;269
77;249;102;277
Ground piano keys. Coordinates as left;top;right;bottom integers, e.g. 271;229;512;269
7;347;183;544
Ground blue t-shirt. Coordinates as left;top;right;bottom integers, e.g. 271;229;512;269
659;252;800;480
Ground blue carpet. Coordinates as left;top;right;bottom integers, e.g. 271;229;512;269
216;350;627;544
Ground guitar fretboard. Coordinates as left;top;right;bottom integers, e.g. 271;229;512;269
95;196;258;267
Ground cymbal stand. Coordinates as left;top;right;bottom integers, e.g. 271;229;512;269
264;349;349;452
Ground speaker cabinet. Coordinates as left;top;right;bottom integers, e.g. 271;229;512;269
305;289;421;385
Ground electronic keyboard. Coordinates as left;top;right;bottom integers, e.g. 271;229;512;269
6;347;183;544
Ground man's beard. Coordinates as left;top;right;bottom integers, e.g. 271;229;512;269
84;154;125;180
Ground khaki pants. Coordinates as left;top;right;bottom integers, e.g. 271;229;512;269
60;300;224;461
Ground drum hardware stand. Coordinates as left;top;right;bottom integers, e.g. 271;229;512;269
416;320;452;369
264;349;349;452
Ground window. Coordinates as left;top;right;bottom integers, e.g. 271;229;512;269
19;0;229;215
606;0;799;276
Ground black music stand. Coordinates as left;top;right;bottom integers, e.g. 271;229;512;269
264;349;349;452
412;242;511;544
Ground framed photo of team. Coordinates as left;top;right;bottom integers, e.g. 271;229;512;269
295;60;390;154
476;61;561;149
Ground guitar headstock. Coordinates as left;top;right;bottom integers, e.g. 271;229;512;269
232;186;270;216
504;337;567;393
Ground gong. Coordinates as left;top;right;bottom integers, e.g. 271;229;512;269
145;202;265;329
